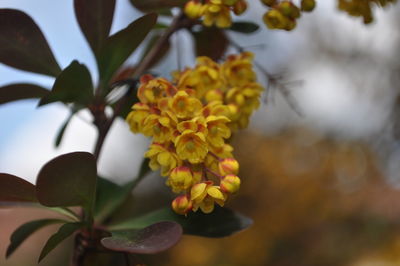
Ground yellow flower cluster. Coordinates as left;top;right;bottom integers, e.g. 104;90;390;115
261;0;316;31
338;0;397;24
126;52;263;214
184;0;248;28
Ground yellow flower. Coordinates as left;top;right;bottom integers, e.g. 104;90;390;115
177;117;207;135
278;1;301;19
126;103;150;133
176;57;223;98
167;166;194;193
175;130;208;164
201;101;231;118
137;75;177;104
232;0;247;15
142;114;174;143
222;52;256;87
263;9;295;31
203;2;232;28
218;158;239;175
191;182;227;213
171;195;193;215
301;0;316;11
184;0;205;19
220;174;241;193
225;83;263;114
169;91;202;119
145;143;181;176
205;115;231;147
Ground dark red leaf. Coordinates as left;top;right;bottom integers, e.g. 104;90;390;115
0;9;61;76
0;83;48;105
36;152;97;209
193;27;229;61
101;221;182;254
74;0;116;56
0;173;37;203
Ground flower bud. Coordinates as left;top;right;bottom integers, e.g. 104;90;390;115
301;0;316;12
220;174;241;193
169;166;193;192
172;195;192;215
278;1;301;19
184;0;204;19
218;158;239;175
260;0;277;7
233;0;247;15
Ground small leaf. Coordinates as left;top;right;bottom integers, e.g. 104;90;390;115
193;27;228;61
229;21;260;34
6;219;65;258
54;109;79;148
39;60;94;106
98;13;158;86
101;221;182;254
39;222;83;262
0;173;37;203
95;159;151;223
110;206;252;238
0;9;61;76
0;83;48;105
36;152;97;209
129;0;186;13
74;0;116;57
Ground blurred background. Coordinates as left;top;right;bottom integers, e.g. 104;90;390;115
1;0;400;265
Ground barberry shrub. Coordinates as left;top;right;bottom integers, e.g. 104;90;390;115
0;0;396;265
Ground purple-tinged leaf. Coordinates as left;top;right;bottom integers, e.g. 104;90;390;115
74;0;116;56
101;221;182;254
36;152;97;209
39;60;94;106
110;206;253;238
193;27;228;61
0;83;48;105
0;9;61;76
129;0;186;13
0;173;37;203
6;219;65;259
38;222;83;262
97;13;158;87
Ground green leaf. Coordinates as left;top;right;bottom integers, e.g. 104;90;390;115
6;219;65;258
98;13;158;87
0;83;49;105
39;60;94;106
36;152;97;209
46;207;81;222
74;0;116;57
193;27;228;61
109;206;253;238
0;173;37;203
129;0;186;13
54;109;79;148
229;21;260;34
38;222;83;262
101;221;182;254
0;9;61;76
95;159;151;223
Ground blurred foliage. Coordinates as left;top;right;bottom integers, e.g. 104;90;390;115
143;128;400;266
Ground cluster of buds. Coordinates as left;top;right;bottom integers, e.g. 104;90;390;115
184;0;248;28
261;0;316;31
126;52;264;214
338;0;397;24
